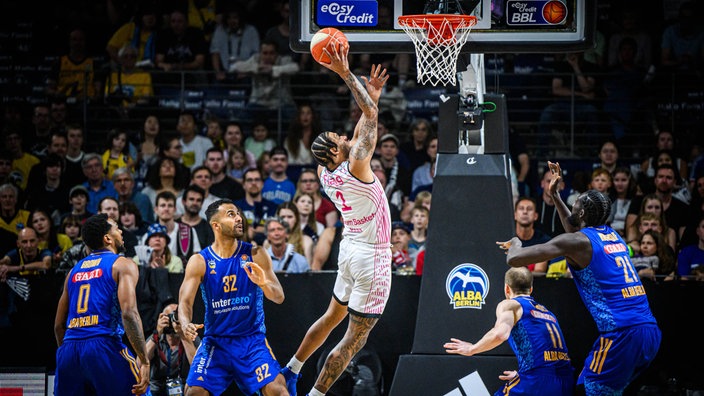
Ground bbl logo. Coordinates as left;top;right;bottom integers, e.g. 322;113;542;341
208;259;216;274
506;0;568;26
240;254;250;269
445;263;490;310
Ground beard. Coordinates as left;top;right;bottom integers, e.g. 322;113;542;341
567;213;581;228
116;241;126;255
340;143;350;159
233;223;244;239
221;222;244;239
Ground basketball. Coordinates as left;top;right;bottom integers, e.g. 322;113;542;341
310;27;349;64
542;1;567;24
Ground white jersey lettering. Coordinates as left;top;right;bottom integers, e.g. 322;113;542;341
321;162;391;245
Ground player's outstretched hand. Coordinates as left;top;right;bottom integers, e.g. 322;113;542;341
321;42;350;76
547;161;563;196
183;322;204;342
444;338;475;356
496;240;512;253
496;237;521;254
132;358;150;395
243;261;267;287
361;64;389;104
498;370;518;381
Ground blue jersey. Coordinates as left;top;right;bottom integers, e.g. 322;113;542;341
262;178;296;205
509;296;572;374
199;243;265;337
575;226;658;333
64;249;123;341
233;198;277;230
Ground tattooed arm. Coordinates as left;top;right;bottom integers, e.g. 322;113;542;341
346;63;382;181
115;257;150;395
321;43;378;119
320;44;389;180
345;65;389;182
348;64;388;161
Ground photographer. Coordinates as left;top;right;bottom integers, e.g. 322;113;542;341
146;304;200;396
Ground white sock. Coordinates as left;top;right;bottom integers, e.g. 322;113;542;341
309;389;325;396
287;356;304;374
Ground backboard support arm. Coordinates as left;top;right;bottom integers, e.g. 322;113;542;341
456;53;485;154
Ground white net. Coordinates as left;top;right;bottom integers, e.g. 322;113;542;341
399;15;476;87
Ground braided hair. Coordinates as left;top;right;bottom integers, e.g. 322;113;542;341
579;190;612;227
311;132;338;167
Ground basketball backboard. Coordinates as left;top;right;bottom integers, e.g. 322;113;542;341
291;0;596;54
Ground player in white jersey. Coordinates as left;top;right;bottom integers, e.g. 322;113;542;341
280;43;392;396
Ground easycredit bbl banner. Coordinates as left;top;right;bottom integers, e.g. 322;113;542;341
316;0;378;26
506;0;569;26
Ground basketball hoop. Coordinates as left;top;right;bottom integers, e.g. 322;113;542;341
398;14;476;87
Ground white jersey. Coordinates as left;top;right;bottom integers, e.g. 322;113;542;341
320;161;391;245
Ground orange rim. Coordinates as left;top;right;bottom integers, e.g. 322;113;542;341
398;14;477;30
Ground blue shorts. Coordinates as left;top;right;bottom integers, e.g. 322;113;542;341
186;333;281;396
578;324;661;395
54;337;151;396
494;367;575;396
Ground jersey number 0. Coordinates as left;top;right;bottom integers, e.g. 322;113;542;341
77;284;91;313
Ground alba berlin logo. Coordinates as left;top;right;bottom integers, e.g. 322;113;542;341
466;157;477;165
